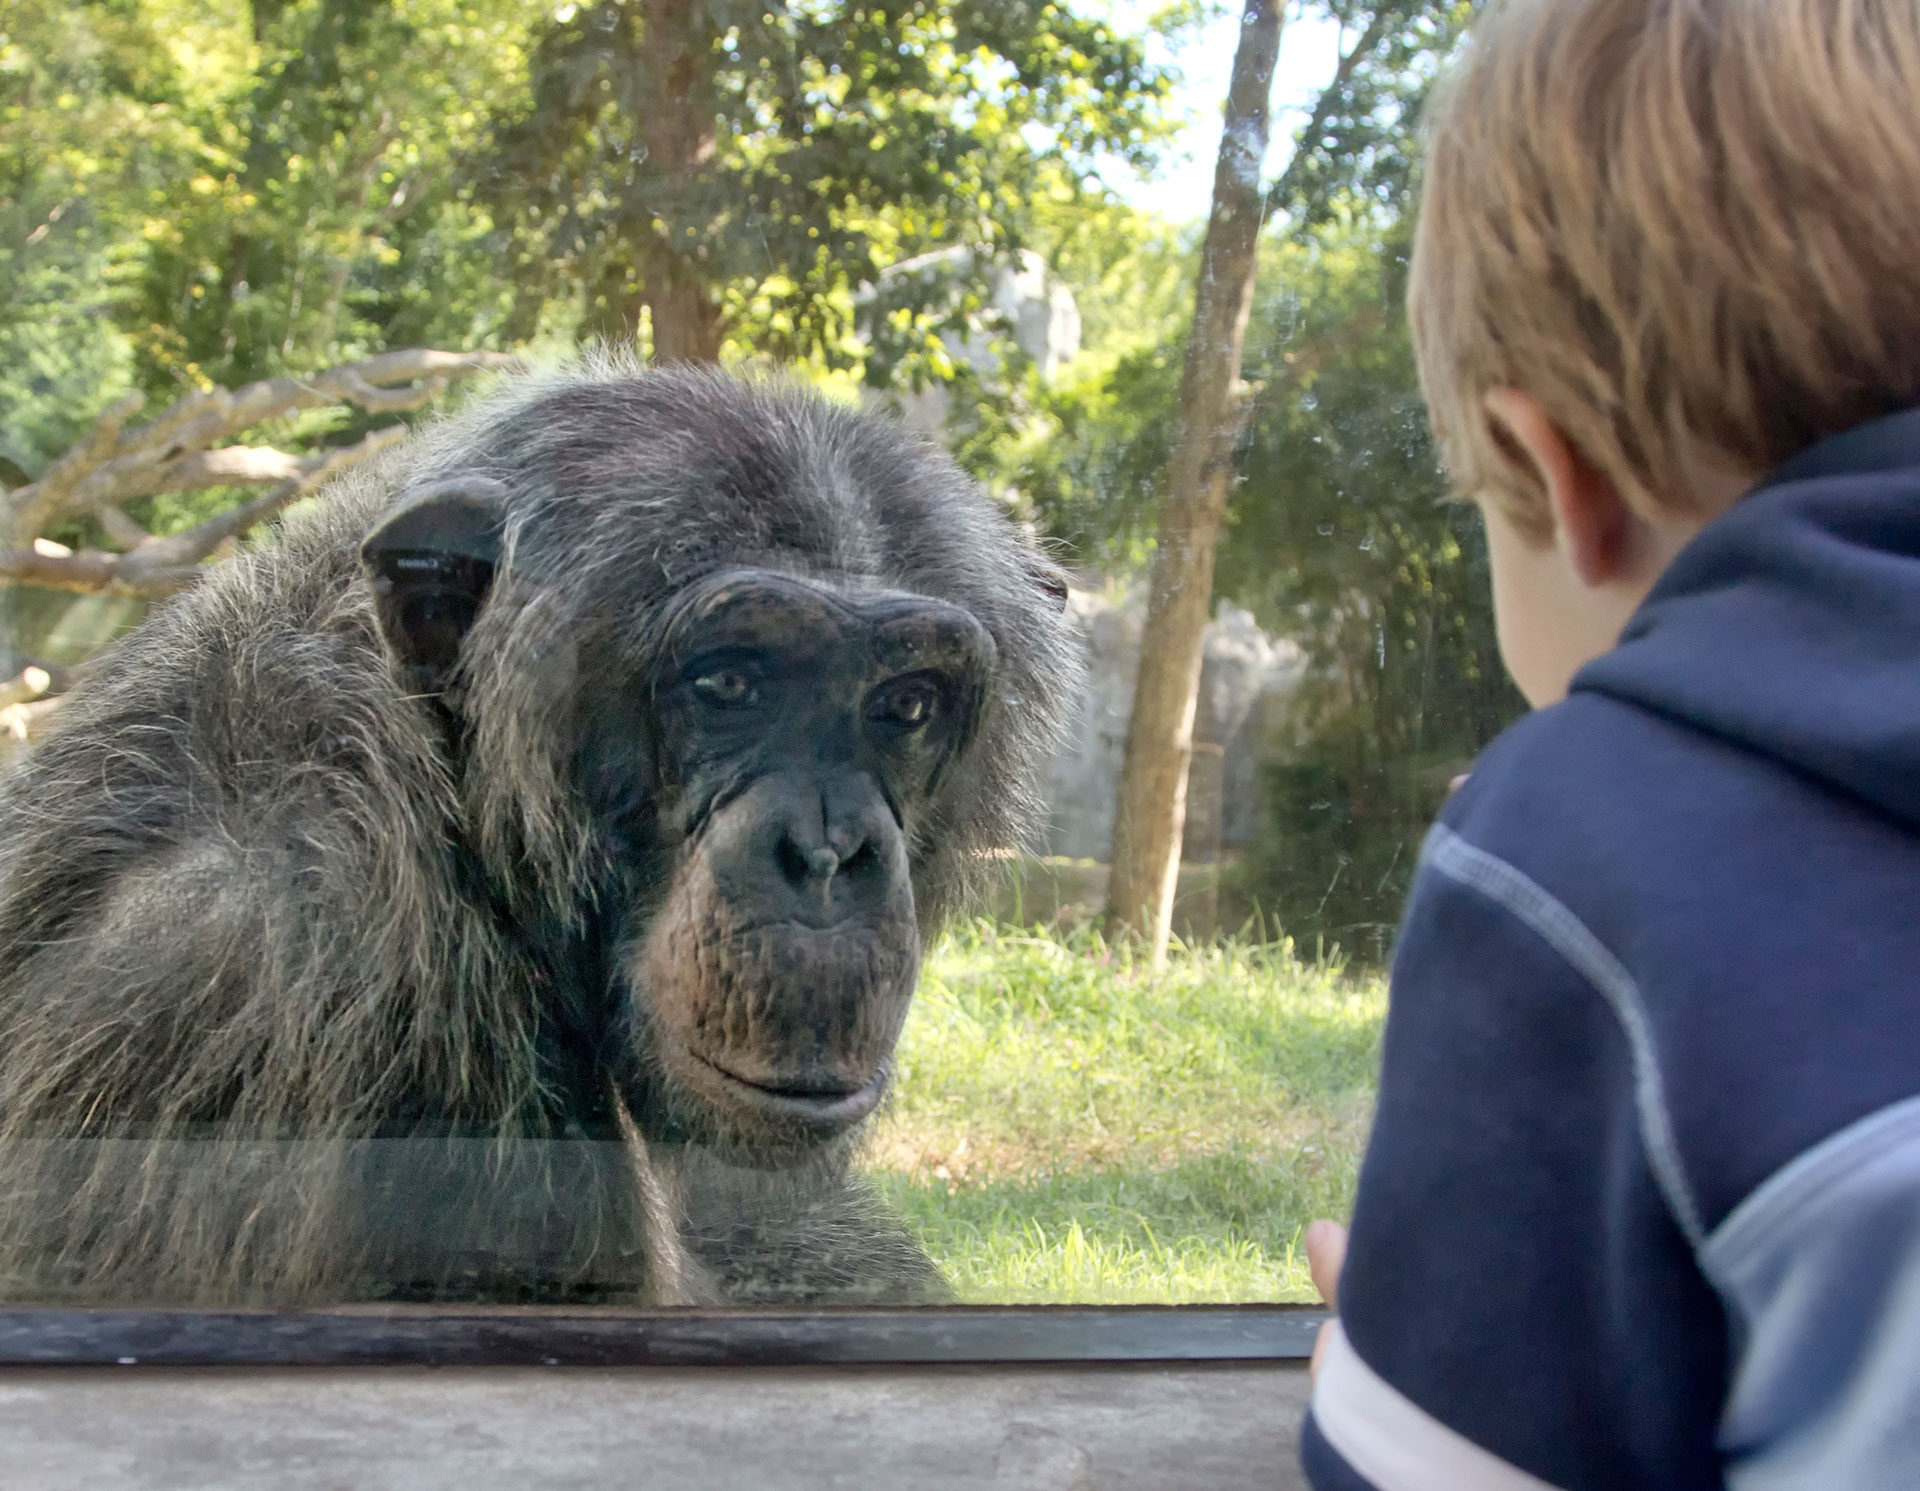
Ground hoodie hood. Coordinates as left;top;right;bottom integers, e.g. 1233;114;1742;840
1575;406;1920;831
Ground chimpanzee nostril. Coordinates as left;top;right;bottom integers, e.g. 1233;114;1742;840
776;830;851;895
776;829;814;891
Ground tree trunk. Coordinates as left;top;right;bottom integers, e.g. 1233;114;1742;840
639;0;723;363
1104;0;1283;960
645;263;724;363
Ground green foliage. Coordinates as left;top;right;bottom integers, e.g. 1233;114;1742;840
1006;2;1516;961
0;0;175;475
475;0;1176;374
1224;216;1521;958
929;193;1196;506
984;196;1193;554
1017;205;1520;958
0;1;535;405
863;920;1383;1301
0;0;543;561
1267;1;1477;227
120;0;535;393
1013;328;1184;565
1;0;1181;495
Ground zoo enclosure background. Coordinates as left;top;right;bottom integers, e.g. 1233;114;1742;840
0;0;1519;959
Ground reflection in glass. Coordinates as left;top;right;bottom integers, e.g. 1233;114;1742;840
0;0;1515;1310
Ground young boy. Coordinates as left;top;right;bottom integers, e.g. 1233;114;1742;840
1300;1;1920;1486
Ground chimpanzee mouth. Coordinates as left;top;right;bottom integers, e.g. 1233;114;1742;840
683;1049;888;1131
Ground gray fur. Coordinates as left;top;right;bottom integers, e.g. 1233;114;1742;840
0;356;1079;1305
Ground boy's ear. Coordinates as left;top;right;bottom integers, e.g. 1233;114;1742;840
1483;389;1631;587
360;476;508;698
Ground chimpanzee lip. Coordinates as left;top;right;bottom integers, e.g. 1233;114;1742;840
683;1049;887;1128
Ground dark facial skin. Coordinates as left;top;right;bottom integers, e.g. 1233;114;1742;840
585;568;996;1155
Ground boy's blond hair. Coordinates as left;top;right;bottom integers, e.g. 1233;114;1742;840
1410;0;1920;536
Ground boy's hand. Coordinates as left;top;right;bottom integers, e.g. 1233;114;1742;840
1305;1218;1348;1387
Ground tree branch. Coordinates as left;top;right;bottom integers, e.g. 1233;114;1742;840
92;435;412;505
1264;9;1395;217
0;546;122;594
0;423;409;597
0;694;63;749
97;507;150;550
3;349;519;545
0;663;68;709
9;394;147;541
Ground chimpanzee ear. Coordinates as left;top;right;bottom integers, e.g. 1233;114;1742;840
360;476;508;698
1026;555;1071;613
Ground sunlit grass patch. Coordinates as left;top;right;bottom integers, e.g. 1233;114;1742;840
859;922;1386;1303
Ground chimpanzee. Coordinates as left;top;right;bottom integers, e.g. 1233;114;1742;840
0;359;1078;1305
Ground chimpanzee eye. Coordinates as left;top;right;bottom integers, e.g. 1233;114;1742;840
692;669;757;708
870;676;941;729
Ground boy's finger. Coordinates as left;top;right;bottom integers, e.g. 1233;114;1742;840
1304;1218;1348;1306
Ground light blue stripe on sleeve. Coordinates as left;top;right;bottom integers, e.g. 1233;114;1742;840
1704;1092;1920;1490
1423;824;1706;1245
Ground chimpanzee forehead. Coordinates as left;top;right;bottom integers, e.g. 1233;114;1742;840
661;566;995;676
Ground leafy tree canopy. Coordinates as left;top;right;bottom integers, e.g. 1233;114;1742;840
1;0;1181;469
1008;0;1519;957
479;0;1179;368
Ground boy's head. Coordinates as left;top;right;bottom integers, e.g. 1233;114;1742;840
1409;0;1920;705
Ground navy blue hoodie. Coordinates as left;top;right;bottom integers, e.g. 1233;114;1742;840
1302;408;1920;1490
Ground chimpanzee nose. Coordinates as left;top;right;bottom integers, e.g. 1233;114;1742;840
700;770;910;930
759;774;901;925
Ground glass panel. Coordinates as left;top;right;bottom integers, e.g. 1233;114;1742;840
0;0;1517;1310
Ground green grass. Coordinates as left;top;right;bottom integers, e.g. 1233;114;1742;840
858;922;1387;1302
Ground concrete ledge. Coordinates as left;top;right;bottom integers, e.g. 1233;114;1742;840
1;1361;1312;1490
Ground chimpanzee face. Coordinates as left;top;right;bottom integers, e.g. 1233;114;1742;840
617;567;997;1152
361;482;1001;1157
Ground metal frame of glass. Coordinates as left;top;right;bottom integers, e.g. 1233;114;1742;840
0;1305;1325;1367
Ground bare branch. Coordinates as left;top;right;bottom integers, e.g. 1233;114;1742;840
0;548;122;593
124;424;408;578
161;445;314;487
0;666;57;709
331;371;451;414
0;694;63;748
1264;9;1396;217
99;439;389;504
3;349;519;545
0;423;408;598
7;394;147;539
98;507;150;550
